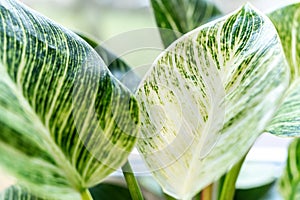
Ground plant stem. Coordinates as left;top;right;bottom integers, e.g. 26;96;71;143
218;155;246;200
122;160;144;200
201;184;213;200
80;189;93;200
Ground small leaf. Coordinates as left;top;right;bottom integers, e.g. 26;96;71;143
0;0;139;199
265;3;300;137
151;0;221;47
279;138;300;199
136;4;289;199
234;182;275;200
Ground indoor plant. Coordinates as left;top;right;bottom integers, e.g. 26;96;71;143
0;0;299;199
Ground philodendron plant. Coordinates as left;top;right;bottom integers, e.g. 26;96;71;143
0;0;300;200
0;0;140;199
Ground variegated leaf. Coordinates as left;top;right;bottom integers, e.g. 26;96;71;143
0;0;139;199
268;3;300;80
0;183;134;200
279;138;300;199
76;33;132;79
0;185;44;200
266;80;300;137
151;0;221;47
265;3;300;137
136;5;289;199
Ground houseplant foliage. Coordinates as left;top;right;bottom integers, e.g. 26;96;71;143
0;0;300;200
0;0;139;199
266;3;300;199
136;4;289;200
265;2;300;137
279;138;300;199
0;183;135;200
149;0;300;199
150;0;221;47
76;33;140;92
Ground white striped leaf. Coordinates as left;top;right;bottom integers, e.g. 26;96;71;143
279;138;300;199
136;5;289;199
0;185;44;200
0;183;134;200
268;3;300;81
265;3;300;137
0;0;139;199
151;0;221;47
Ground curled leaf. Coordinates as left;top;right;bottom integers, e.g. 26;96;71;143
151;0;221;47
266;3;300;137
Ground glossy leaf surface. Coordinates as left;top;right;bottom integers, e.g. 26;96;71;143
0;0;139;199
137;5;289;199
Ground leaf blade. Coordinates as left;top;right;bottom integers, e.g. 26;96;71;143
265;3;300;137
279;138;300;199
136;4;289;199
0;0;139;198
268;3;300;80
151;0;221;47
266;79;300;137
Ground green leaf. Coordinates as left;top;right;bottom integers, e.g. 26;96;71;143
76;32;140;92
0;183;133;200
279;138;300;199
0;0;139;199
234;182;275;200
136;4;289;199
265;3;300;137
265;80;300;137
0;185;45;200
89;183;132;200
151;0;221;47
268;3;300;80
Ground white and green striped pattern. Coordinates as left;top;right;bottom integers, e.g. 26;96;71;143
266;79;300;137
151;0;221;47
0;0;139;199
265;3;300;198
136;5;289;199
279;138;300;199
0;185;44;200
265;3;300;137
268;3;300;81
